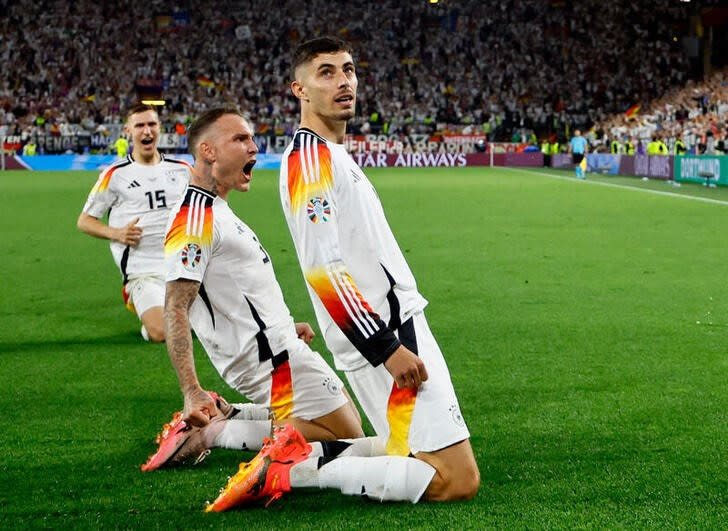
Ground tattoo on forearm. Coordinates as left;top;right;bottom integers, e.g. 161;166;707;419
164;279;202;392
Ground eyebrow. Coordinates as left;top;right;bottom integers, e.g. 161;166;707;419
316;61;355;71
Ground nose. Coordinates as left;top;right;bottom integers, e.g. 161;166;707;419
250;139;259;154
336;70;351;88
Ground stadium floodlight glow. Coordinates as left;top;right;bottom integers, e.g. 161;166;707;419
141;100;166;106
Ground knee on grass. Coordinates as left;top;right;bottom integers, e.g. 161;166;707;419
424;460;480;502
143;323;165;342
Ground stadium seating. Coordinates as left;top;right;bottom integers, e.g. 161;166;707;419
596;68;727;154
0;0;721;152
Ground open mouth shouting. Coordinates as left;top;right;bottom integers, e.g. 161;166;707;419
243;159;256;179
140;138;154;146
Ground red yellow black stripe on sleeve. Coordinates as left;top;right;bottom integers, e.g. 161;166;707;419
306;264;400;366
164;188;214;255
90;159;130;194
287;131;334;213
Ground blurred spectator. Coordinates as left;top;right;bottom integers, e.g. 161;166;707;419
598;68;728;154
114;134;129;158
0;0;719;151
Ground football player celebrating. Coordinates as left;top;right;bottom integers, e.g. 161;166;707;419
206;37;479;511
155;106;363;471
77;104;191;342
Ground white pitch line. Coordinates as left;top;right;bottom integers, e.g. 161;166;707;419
504;167;728;207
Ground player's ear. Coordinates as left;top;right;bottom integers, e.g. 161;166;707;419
291;80;307;102
199;141;215;164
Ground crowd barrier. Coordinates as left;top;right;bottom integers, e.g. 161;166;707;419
552;153;728;185
7;153;727;183
5;152;544;171
5;153;282;171
551;153;673;180
354;152;543;168
4;133;540;157
674;155;728;185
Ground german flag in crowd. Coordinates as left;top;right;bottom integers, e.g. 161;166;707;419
197;76;215;88
625;104;641;119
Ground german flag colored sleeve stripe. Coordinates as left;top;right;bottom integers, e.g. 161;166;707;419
306;264;400;366
287;133;334;214
91;166;114;194
164;188;213;255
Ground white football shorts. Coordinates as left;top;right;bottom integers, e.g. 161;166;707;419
228;340;349;422
344;312;470;455
124;274;165;317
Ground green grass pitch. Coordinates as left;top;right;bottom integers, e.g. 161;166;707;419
2;166;727;528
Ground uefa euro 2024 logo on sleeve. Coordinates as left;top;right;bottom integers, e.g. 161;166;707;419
181;242;201;270
307;196;330;223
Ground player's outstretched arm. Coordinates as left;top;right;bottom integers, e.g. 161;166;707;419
164;278;217;426
77;212;142;246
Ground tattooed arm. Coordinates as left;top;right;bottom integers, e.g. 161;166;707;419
164;278;218;426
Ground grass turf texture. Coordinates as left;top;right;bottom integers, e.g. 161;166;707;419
2;166;727;528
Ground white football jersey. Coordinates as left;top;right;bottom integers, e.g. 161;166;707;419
280;128;428;371
165;185;300;392
82;154;191;281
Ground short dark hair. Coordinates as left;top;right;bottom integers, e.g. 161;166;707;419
292;36;353;80
126;103;157;121
187;104;244;158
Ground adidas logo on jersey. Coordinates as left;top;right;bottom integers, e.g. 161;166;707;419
127;180;141;188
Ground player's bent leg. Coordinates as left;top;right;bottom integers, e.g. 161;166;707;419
206;424;433;511
140;306;165;342
415;438;480;501
274;343;364;440
127;275;166;342
277;400;364;441
342;387;362;426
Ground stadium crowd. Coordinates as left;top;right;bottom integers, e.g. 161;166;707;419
0;0;722;153
594;68;728;154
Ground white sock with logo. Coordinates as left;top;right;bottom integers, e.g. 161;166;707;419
211;419;272;451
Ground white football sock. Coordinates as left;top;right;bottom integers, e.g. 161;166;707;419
212;419;272;451
290;455;435;503
308;437;386;459
228;403;273;421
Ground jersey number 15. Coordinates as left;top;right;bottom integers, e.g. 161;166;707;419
145;190;167;209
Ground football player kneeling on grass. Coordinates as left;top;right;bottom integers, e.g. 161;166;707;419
205;37;479;511
141;105;364;472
